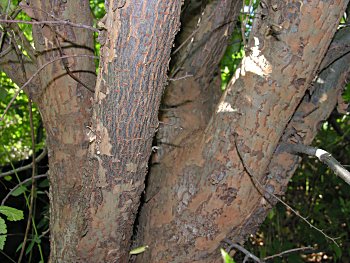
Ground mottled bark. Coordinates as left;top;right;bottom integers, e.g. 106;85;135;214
25;0;96;261
155;0;242;162
75;1;182;262
136;1;349;262
1;0;349;262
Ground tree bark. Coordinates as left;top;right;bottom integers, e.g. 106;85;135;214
24;1;96;261
1;0;350;262
74;1;182;262
135;1;349;262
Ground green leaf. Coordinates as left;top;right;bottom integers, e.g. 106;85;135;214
38;178;49;188
129;245;149;255
0;206;24;221
0;217;7;234
3;175;12;181
221;248;235;263
10;185;28;197
0;217;7;250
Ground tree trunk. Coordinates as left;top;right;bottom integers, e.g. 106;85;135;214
135;1;349;262
1;0;349;262
75;1;182;262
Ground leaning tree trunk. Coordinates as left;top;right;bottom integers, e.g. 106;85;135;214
135;1;349;262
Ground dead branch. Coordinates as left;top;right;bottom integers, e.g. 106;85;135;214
282;143;350;186
0;148;47;179
224;239;263;263
1;173;47;206
263;246;314;261
234;135;340;246
0;18;98;32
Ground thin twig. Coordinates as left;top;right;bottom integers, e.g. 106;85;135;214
0;18;99;32
0;148;47;179
53;30;94;93
263;246;314;261
171;10;216;56
16;45;36;262
0;54;98;123
1;174;47;206
233;134;340;246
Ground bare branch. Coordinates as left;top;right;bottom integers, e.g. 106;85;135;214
282;143;350;186
0;148;47;179
1;174;47;205
17;98;37;263
224;239;263;263
263;246;314;261
168;73;193;81
0;18;99;32
234;135;340;246
0;54;98;123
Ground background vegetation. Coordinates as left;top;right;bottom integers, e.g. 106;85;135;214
1;0;349;262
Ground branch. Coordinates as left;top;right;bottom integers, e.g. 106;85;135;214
0;148;47;179
224;239;263;263
282;143;350;186
0;54;98;123
17;98;37;263
0;18;99;32
1;173;47;205
263;246;314;261
234;135;340;246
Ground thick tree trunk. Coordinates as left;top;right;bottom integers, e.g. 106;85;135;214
135;1;349;262
74;1;182;262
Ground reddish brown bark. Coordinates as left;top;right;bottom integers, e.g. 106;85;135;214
1;0;349;262
74;1;182;262
135;1;349;262
26;1;96;261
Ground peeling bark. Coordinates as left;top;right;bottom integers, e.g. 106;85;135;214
155;0;242;163
136;1;349;262
75;1;182;262
27;0;96;261
1;0;349;262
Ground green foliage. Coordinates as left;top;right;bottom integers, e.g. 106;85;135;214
221;248;236;263
0;206;24;250
0;217;7;250
220;0;259;89
220;28;244;89
0;205;24;221
0;76;44;165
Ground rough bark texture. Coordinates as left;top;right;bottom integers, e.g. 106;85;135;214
155;0;242;163
75;1;182;262
1;0;350;262
135;1;349;262
25;1;97;261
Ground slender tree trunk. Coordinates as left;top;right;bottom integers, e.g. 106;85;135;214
27;1;96;261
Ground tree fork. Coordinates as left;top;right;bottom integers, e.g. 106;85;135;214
136;1;349;262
